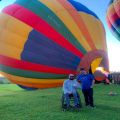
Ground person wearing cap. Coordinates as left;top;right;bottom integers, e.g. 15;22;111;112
63;74;81;108
77;68;95;108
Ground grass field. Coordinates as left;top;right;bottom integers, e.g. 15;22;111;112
0;84;120;120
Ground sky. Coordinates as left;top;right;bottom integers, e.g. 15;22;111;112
0;0;120;72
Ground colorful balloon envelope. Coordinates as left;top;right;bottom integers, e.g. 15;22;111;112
106;0;120;41
0;0;109;89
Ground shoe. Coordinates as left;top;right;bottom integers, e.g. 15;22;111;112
86;104;89;107
90;105;96;109
86;105;90;108
67;105;72;108
90;105;95;107
74;104;81;109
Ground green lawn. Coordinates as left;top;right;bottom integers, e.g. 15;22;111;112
0;84;120;120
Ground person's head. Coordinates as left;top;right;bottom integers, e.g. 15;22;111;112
79;68;87;75
69;74;75;80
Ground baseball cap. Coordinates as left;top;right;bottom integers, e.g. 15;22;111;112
69;74;74;78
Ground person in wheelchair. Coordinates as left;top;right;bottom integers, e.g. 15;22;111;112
62;74;81;109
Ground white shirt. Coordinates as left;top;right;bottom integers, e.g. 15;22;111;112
63;79;81;94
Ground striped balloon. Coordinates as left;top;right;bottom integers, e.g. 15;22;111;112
0;0;108;89
107;0;120;41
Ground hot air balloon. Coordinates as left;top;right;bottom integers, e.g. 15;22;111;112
106;0;120;41
0;0;109;89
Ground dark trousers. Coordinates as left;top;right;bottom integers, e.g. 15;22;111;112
82;88;94;107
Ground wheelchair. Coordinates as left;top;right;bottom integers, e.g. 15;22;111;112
61;92;82;111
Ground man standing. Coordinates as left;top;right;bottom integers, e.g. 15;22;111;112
63;74;81;108
77;68;95;108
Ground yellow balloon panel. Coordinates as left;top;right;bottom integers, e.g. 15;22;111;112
1;72;64;89
91;58;102;73
79;13;107;51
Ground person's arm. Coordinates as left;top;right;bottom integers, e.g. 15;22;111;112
91;79;95;88
75;75;81;89
90;75;95;88
76;75;80;81
63;80;70;94
75;82;81;89
72;79;81;90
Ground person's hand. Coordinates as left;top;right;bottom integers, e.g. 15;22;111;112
73;85;77;89
90;86;93;88
68;92;72;94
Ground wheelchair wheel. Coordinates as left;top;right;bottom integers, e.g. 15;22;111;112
61;93;67;110
76;92;82;108
61;92;82;110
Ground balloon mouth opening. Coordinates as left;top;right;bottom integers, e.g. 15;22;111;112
94;67;109;81
96;67;104;71
96;67;109;75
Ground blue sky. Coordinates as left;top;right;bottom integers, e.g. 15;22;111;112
0;0;120;71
